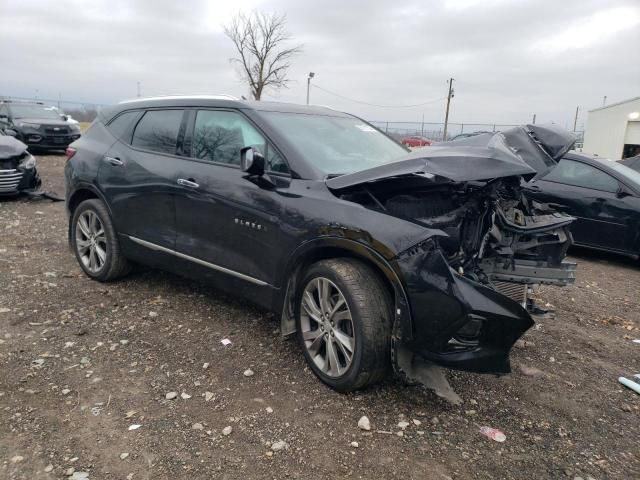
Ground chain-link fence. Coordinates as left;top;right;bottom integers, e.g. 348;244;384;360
368;119;584;147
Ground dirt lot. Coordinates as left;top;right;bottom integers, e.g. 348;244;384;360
1;154;639;480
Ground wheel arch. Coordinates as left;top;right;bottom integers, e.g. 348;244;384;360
277;237;412;339
67;184;112;215
66;185;112;246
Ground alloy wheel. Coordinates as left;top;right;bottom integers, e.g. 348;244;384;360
75;210;107;273
300;277;355;378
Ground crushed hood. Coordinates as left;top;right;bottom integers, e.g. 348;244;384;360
326;123;576;190
0;135;28;160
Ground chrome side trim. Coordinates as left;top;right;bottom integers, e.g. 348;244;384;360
127;235;268;287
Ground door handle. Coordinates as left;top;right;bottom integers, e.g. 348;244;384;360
177;178;199;189
104;156;123;166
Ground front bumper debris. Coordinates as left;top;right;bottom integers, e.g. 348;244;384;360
393;248;534;375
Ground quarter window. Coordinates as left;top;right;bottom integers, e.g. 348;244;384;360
542;159;619;192
107;111;140;142
131;109;184;155
192;110;288;173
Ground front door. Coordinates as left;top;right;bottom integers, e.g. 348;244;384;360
174;109;291;286
528;159;630;252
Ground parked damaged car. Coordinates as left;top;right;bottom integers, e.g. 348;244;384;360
65;96;576;392
0;130;40;195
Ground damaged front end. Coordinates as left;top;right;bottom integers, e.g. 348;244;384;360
0;134;41;195
327;124;577;377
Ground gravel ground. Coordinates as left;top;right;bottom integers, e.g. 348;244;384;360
1;154;639;480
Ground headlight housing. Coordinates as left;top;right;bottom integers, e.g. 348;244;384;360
20;153;37;169
70;124;81;133
19;122;41;129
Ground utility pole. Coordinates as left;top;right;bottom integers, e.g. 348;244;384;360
443;78;454;141
532;113;536;124
573;106;579;132
602;96;607;106
137;81;141;98
306;72;315;105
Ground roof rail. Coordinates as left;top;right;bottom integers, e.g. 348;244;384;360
118;94;239;104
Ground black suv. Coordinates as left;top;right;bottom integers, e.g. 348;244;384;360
0;100;81;151
64;96;576;391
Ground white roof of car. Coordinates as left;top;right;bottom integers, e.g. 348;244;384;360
119;94;239;104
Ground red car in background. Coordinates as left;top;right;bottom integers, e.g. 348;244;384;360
401;135;432;147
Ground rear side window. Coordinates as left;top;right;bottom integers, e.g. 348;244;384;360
107;111;139;142
132;109;184;155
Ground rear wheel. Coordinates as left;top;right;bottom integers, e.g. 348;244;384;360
296;259;392;392
70;199;130;281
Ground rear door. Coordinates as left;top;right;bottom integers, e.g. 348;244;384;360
99;108;186;250
528;159;630;251
174;108;291;286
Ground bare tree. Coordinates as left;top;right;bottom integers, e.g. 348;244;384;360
224;12;302;100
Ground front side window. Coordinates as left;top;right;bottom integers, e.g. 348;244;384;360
131;109;184;155
107;111;139;142
259;111;409;175
191;110;288;173
542;159;619;192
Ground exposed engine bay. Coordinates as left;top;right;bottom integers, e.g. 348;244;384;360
340;175;575;293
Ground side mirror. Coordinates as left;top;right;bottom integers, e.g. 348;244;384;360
616;186;631;198
61;115;69;122
240;147;265;176
3;128;17;137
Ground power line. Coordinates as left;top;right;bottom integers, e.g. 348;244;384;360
311;84;447;109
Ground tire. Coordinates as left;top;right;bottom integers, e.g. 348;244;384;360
295;258;392;392
70;199;130;281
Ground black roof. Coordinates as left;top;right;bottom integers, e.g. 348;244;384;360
620;155;640;170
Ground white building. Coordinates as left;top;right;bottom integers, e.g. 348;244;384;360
583;96;640;160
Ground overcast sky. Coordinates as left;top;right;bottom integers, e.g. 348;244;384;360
1;0;638;129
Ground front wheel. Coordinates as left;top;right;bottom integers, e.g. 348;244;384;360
296;259;392;392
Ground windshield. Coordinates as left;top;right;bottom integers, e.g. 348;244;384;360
260;111;408;175
605;159;640;186
10;104;61;120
